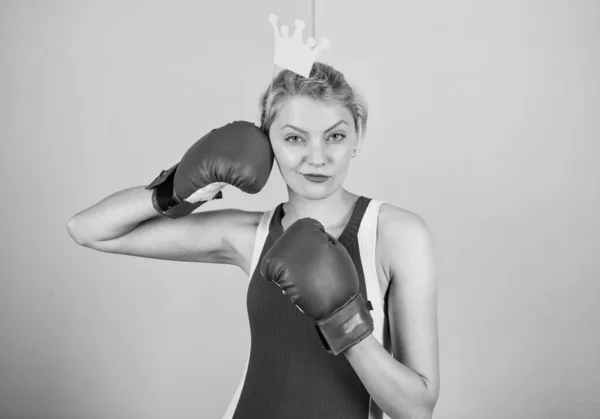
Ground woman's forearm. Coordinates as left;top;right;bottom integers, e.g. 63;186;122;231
67;185;158;244
344;335;437;419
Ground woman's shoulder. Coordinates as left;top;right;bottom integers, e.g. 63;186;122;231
374;202;435;292
377;201;427;227
377;202;432;250
221;209;264;274
220;208;264;228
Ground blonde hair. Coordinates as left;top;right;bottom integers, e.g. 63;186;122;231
258;62;368;138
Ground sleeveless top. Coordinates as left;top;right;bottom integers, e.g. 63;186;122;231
222;196;393;419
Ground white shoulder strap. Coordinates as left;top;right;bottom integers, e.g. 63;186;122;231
358;199;393;419
248;209;276;280
358;199;390;348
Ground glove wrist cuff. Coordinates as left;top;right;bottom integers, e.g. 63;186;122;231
145;163;223;219
315;292;374;356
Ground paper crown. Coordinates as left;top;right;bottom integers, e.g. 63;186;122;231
268;14;330;78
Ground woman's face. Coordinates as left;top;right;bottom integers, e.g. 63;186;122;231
268;96;360;199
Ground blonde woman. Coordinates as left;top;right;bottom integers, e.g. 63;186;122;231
67;62;439;419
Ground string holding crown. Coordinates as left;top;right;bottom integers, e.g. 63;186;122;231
268;14;331;78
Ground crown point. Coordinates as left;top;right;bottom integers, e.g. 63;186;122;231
269;14;332;78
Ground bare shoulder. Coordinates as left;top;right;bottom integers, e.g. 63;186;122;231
378;203;434;271
225;209;264;275
225;208;263;229
379;203;431;235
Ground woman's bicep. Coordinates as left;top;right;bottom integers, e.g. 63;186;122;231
384;211;440;400
82;209;253;265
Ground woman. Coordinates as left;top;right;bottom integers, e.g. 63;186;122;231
67;62;440;419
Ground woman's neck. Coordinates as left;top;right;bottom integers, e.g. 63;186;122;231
282;189;359;230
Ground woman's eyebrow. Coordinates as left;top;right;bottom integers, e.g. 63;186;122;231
281;120;349;134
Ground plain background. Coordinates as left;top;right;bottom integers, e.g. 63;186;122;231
1;0;599;418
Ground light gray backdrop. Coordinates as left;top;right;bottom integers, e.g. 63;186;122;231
1;0;598;418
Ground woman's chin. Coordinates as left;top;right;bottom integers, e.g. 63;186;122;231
289;182;339;199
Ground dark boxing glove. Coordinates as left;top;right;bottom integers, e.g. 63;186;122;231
260;218;374;355
146;121;274;218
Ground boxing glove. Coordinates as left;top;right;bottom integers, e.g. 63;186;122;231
260;218;374;355
146;121;274;218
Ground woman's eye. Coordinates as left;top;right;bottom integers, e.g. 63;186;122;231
330;133;346;141
284;134;345;142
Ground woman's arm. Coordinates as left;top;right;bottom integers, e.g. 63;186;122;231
66;186;159;244
344;209;439;419
65;185;259;267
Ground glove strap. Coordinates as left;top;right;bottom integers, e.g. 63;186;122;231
315;292;374;356
145;163;223;219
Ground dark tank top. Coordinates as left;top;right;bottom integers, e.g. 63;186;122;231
232;195;374;419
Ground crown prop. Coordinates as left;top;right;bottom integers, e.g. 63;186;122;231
268;14;330;78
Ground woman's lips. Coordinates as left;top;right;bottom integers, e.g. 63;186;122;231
302;174;330;183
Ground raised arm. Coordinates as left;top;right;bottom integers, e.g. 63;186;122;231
67;120;274;269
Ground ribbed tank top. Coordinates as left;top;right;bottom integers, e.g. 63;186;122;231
222;196;393;419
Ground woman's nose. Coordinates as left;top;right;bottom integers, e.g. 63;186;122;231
306;142;327;165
